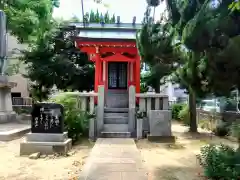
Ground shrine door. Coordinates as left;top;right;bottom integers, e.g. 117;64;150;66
106;62;128;108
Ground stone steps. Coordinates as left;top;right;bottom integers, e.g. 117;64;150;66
102;108;131;138
103;124;128;132
104;108;128;113
104;117;128;124
101;131;131;138
104;112;128;117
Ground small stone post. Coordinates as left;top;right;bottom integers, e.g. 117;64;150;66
128;85;136;135
96;85;104;136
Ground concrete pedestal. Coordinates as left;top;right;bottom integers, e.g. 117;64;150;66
0;75;17;123
147;110;175;143
20;132;72;155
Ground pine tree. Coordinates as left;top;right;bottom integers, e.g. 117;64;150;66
95;10;100;22
111;14;116;23
89;10;95;22
104;11;110;23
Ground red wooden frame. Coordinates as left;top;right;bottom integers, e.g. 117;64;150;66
75;40;141;104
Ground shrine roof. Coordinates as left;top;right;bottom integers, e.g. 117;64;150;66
71;23;142;41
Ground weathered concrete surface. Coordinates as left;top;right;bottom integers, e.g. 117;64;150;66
79;138;148;180
0;123;30;141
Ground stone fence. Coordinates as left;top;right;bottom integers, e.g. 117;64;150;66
136;93;169;112
135;92;172;140
75;92;98;114
196;108;240;130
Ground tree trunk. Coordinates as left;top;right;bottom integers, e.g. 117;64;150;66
155;84;160;93
189;87;198;132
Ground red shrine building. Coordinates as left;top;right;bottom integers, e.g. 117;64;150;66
74;22;141;108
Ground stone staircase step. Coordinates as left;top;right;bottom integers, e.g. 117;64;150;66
104;108;128;113
104;117;128;124
103;124;128;132
101;131;131;138
104;112;128;117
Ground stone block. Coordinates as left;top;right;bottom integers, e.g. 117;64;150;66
97;85;104;136
0;111;16;123
26;132;68;142
136;118;143;140
142;117;149;132
20;138;72;155
89;118;96;141
128;108;135;134
149;110;172;137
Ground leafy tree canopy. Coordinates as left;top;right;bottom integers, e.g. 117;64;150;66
3;0;59;43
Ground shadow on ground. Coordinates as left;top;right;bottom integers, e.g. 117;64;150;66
150;165;205;180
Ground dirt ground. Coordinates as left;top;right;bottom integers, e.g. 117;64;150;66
0;138;94;180
0;122;237;180
136;122;238;180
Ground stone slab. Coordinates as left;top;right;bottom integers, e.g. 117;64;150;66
0;111;16;123
79;138;147;180
147;135;176;143
26;132;68;142
0;123;30;141
20;138;72;155
136;118;143;140
149;110;172;136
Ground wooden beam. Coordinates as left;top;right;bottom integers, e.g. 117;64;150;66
99;47;138;54
101;53;135;62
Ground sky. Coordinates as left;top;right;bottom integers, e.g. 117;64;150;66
53;0;166;23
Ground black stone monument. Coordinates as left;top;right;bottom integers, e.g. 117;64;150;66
31;103;64;133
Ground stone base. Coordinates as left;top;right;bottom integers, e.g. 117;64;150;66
147;135;176;143
20;138;72;155
26;132;68;142
0;111;16;123
0;125;30;141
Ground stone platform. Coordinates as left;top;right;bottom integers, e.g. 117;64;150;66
79;138;148;180
0;123;30;141
20;132;72;155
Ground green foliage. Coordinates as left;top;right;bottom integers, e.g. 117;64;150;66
197;144;240;179
136;111;147;119
229;1;240;11
231;121;240;150
213;121;230;137
21;22;94;92
29;84;52;102
231;122;240;139
146;0;160;7
50;93;91;143
171;103;184;120
4;0;58;43
13;107;32;115
178;104;190;125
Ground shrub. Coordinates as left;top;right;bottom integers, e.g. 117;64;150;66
178;104;190;125
230;122;240;151
213;121;230;137
50;93;90;143
171;103;184;120
197;144;240;180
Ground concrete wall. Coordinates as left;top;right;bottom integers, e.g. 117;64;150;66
6;34;30;97
8;74;30;97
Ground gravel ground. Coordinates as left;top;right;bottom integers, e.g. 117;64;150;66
136;122;238;180
0;138;94;180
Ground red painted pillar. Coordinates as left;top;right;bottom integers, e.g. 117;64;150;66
135;56;141;104
99;60;102;85
135;56;141;94
94;47;100;104
94;55;100;93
